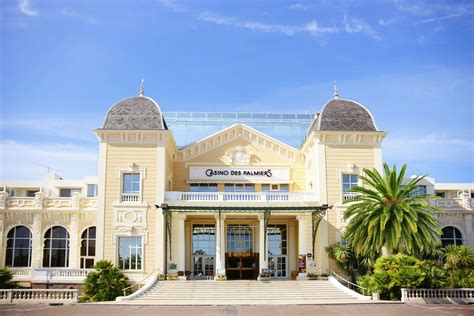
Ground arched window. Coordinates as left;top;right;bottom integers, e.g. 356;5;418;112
5;226;32;267
81;227;96;268
441;226;463;247
43;226;70;267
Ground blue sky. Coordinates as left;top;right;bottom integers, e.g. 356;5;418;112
0;0;473;182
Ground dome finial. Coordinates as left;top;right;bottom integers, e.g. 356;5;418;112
333;81;339;99
139;78;145;97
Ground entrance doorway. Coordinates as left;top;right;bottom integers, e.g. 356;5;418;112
268;224;288;278
191;224;215;279
225;224;258;280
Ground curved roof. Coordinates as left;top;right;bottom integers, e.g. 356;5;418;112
102;96;167;130
310;98;378;132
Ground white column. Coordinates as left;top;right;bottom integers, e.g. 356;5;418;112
69;214;79;268
215;213;226;277
95;141;107;262
177;214;186;273
288;222;296;275
31;214;42;269
258;214;268;272
297;214;309;279
0;214;4;266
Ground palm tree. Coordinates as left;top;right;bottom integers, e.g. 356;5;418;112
343;163;442;257
325;242;375;282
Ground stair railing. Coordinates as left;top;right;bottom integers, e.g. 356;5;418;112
330;270;367;295
122;269;159;296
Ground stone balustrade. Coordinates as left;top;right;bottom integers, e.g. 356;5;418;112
11;268;94;283
0;192;97;212
0;289;78;304
164;191;319;203
401;288;474;304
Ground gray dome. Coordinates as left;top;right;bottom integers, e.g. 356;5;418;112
102;96;167;130
310;99;377;132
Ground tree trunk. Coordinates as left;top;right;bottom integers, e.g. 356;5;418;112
381;247;392;257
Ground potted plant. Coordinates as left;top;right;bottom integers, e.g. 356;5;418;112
158;273;166;281
166;273;178;281
306;273;319;280
258;269;271;281
319;273;329;280
215;273;226;281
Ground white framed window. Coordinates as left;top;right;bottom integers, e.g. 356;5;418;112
87;184;98;197
342;174;359;200
224;183;255;192
80;227;96;268
118;236;143;270
43;226;70;267
121;173;141;203
190;183;218;192
5;226;32;267
59;188;81;197
441;226;463;247
261;184;289;192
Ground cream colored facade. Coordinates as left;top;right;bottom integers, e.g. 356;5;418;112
1;92;473;286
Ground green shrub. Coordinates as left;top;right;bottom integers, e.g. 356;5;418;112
83;260;129;302
357;254;445;300
443;245;474;288
0;268;14;289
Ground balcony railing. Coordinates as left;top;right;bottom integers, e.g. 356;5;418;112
10;268;94;283
165;191;319;202
0;192;97;212
342;192;361;201
121;193;140;203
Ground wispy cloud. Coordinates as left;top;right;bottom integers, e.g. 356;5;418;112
198;11;338;37
289;3;312;11
1;117;98;143
0;140;97;180
56;8;98;24
393;0;474;25
343;14;380;40
18;0;38;16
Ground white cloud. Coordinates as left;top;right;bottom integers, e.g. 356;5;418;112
383;133;474;163
18;0;38;16
289;3;311;11
1;117;98;143
197;11;338;37
0;140;97;180
343;14;380;40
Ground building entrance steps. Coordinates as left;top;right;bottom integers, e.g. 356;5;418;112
119;280;370;305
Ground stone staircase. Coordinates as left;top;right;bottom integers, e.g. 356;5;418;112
123;280;366;305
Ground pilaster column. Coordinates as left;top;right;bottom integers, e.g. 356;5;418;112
215;213;226;276
34;192;43;210
177;214;187;272
258;214;268;272
31;214;42;268
297;214;309;278
0;192;7;210
69;214;79;268
0;214;4;266
71;192;81;210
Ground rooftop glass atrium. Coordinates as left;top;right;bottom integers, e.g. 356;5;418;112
163;112;315;149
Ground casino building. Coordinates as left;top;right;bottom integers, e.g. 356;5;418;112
1;85;473;287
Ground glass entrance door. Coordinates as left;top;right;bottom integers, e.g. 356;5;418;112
268;224;288;278
226;224;258;280
192;224;215;279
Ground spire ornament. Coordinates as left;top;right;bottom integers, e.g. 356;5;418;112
139;78;145;97
333;81;339;99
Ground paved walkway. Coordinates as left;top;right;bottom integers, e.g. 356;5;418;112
0;303;473;316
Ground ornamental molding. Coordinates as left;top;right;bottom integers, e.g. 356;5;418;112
302;131;388;154
113;205;148;229
112;228;149;244
178;124;301;162
228;145;251;165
